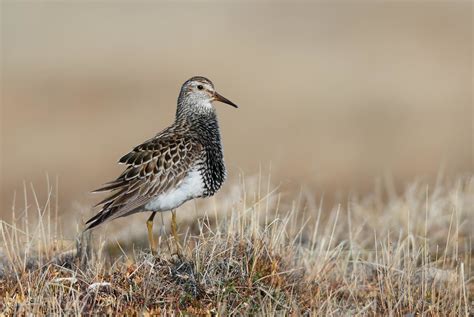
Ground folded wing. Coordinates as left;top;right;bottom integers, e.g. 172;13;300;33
85;132;202;229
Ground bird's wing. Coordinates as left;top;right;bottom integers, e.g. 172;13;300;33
85;132;203;229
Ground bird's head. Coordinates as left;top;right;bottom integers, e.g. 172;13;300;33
177;76;238;118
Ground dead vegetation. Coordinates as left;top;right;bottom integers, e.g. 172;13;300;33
0;174;472;315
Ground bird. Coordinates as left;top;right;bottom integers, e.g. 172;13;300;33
85;76;238;254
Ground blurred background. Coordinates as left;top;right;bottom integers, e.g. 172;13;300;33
1;2;472;221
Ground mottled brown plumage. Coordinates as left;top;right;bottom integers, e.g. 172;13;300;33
86;123;203;228
85;76;238;239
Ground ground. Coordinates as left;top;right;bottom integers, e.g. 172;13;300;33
0;175;472;315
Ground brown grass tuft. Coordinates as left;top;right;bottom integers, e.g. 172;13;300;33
1;174;472;315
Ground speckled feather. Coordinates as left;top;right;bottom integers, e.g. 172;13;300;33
85;76;231;229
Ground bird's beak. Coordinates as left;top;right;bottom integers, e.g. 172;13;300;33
213;92;238;108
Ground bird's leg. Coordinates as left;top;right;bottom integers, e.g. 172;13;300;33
171;209;182;255
147;212;157;255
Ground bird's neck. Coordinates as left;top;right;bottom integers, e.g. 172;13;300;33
176;96;215;118
175;103;220;139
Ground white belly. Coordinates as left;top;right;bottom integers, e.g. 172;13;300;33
144;169;205;212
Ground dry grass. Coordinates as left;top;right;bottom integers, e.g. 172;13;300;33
0;174;473;315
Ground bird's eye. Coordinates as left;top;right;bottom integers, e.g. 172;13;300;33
197;85;204;90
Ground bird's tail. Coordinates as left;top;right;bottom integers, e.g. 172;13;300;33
84;209;112;231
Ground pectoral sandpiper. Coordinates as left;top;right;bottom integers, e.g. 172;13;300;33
85;76;238;254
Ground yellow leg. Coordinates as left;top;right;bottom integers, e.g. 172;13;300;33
147;212;157;255
171;209;182;254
